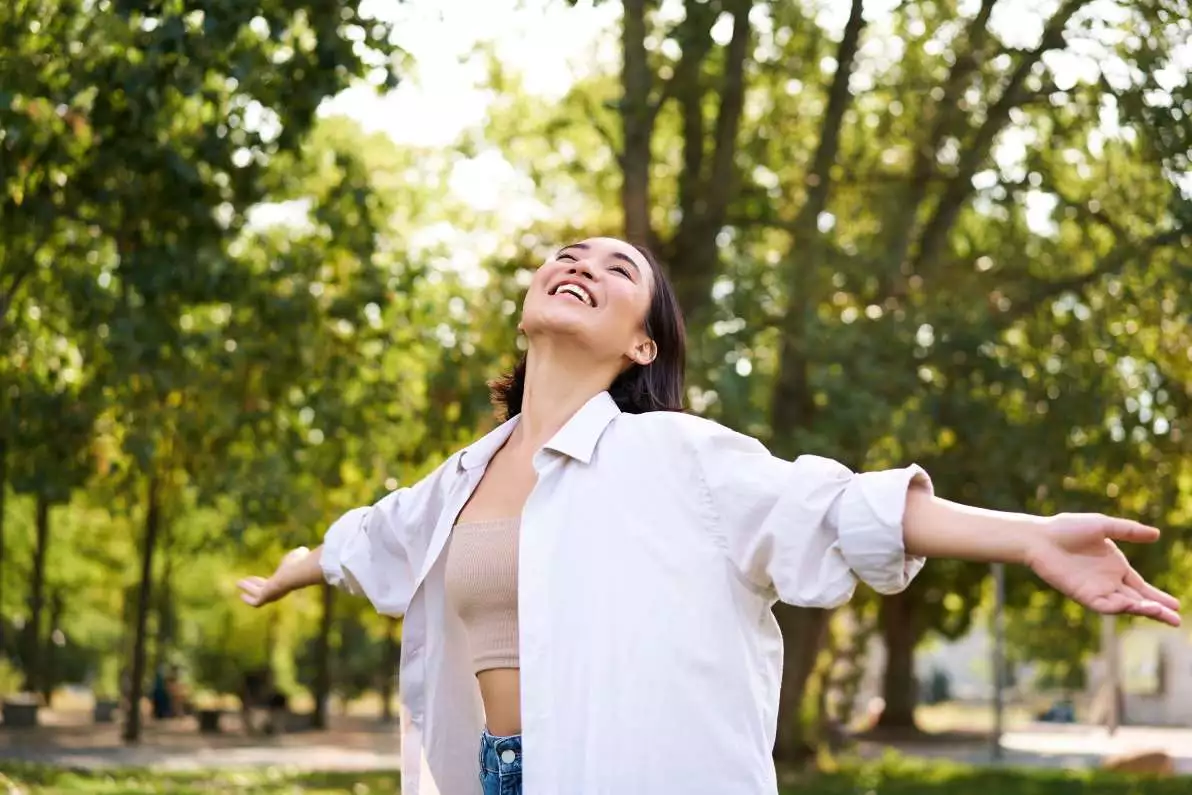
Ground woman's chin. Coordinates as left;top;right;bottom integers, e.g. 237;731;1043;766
522;309;598;340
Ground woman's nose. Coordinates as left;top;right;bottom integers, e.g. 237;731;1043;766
567;264;596;280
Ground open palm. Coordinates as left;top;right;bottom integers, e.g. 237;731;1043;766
1027;513;1181;627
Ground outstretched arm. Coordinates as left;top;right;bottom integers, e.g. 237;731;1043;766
676;413;1181;627
903;487;1182;627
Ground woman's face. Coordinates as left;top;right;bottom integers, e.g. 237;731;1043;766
520;237;657;367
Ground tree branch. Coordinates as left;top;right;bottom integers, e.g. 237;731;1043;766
998;227;1184;326
769;0;868;443
910;0;1094;273
879;0;1000;277
787;0;867;240
0;264;36;332
587;95;623;167
646;81;674;127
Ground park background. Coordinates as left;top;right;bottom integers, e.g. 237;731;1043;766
2;0;1191;791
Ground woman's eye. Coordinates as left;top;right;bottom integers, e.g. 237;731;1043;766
612;266;630;278
558;254;577;262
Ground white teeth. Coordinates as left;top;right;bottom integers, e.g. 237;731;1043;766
556;283;594;306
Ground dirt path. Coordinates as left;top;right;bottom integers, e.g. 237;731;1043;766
0;710;399;771
858;724;1192;773
5;711;1192;774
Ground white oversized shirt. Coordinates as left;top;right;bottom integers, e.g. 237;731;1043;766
321;391;931;795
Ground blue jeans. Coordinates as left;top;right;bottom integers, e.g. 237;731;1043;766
479;729;522;795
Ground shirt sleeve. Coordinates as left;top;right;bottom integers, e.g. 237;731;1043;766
689;419;932;608
319;459;453;617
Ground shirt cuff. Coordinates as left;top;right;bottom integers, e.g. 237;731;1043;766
320;507;369;592
836;464;931;594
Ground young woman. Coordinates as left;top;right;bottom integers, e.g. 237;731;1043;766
238;236;1179;795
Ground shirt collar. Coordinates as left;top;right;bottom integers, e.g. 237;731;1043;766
458;391;621;471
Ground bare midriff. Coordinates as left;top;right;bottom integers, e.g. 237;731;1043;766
476;669;521;736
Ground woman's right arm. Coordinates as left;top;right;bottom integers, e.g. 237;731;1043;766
237;458;456;616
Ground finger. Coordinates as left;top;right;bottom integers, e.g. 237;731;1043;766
237;577;265;591
1124;570;1182;611
1105;585;1182;628
1101;518;1161;544
1124;599;1182;628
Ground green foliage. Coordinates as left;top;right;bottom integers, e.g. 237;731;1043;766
0;658;23;695
1;0;433;722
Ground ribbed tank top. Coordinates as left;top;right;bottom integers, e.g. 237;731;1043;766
444;518;520;674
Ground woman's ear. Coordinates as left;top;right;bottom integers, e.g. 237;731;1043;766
629;338;657;366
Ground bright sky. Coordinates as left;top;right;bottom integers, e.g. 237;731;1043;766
325;0;618;147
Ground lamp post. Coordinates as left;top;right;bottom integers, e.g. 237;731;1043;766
992;562;1006;762
1102;612;1120;735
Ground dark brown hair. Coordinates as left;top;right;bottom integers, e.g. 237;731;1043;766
490;243;686;419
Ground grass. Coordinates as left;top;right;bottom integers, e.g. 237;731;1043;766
2;758;1182;795
1;756;1187;794
0;764;401;794
797;754;1187;794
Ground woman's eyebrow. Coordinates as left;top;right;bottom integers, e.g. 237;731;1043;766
555;242;588;258
556;243;641;275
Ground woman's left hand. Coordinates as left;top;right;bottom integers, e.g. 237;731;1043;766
1026;513;1181;627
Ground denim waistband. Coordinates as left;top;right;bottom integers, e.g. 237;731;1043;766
479;728;523;778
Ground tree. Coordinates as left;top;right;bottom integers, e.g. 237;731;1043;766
3;0;402;741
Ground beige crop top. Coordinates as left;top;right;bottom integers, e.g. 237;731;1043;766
444;518;520;674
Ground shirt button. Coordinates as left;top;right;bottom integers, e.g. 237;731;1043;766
500;749;516;764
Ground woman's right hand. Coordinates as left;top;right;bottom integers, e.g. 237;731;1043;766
238;546;316;607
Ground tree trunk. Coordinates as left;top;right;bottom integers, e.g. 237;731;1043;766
620;0;652;244
876;590;921;730
0;438;7;652
41;591;64;705
669;0;752;322
123;475;161;744
380;617;399;724
312;582;334;729
23;495;51;694
772;604;832;765
152;539;174;677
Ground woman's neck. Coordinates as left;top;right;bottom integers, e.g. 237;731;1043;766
514;339;618;447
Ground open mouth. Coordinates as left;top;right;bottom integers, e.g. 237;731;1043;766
550;281;596;307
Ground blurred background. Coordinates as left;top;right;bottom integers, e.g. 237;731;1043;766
1;0;1190;791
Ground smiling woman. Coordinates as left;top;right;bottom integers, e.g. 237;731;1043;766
239;235;1180;795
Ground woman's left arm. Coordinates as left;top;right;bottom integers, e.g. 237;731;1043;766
903;487;1181;626
679;413;1181;627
